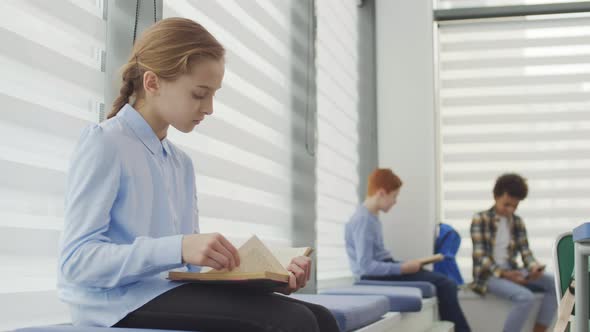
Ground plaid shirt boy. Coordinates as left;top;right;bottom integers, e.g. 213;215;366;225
470;207;538;294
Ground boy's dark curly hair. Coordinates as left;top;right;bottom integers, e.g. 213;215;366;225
493;173;528;200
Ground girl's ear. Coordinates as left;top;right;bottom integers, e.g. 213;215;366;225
143;71;160;95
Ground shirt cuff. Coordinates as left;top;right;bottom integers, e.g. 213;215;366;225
186;264;202;272
151;234;184;268
389;262;402;275
491;265;503;278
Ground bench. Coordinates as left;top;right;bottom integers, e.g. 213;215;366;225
290;294;390;332
320;285;423;312
355;280;436;298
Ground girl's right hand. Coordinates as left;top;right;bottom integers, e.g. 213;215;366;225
181;233;240;271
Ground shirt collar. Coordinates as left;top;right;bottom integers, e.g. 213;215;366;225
359;204;379;223
488;206;513;223
118;104;171;156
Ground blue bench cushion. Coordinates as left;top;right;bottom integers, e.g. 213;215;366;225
15;326;190;332
321;285;422;312
355;279;437;298
574;222;590;242
291;294;389;332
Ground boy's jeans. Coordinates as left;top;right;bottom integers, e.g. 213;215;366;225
487;272;556;332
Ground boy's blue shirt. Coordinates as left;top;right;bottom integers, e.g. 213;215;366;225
345;205;402;277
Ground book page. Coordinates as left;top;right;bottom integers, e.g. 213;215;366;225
206;235;287;275
268;247;313;269
416;253;444;266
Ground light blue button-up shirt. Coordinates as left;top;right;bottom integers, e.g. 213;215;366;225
345;205;402;277
58;104;199;327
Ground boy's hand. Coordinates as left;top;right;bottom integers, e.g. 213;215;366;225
527;264;545;281
277;256;312;295
401;260;421;274
181;233;240;271
501;270;527;285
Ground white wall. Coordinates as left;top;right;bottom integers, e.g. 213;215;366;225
375;0;437;260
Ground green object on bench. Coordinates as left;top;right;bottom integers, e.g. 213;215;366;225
554;232;590;331
555;233;575;316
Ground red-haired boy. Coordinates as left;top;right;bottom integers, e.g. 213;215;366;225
345;169;470;332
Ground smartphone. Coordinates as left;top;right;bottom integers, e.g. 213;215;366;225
525;265;546;280
534;265;546;272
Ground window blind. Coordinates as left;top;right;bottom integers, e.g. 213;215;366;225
0;0;106;329
315;0;360;288
164;0;313;249
437;13;590;281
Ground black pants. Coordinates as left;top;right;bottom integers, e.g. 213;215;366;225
114;283;340;332
363;269;471;332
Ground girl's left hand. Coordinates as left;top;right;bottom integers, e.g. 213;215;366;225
277;256;311;295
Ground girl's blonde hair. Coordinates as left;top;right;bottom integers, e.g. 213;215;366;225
108;17;225;119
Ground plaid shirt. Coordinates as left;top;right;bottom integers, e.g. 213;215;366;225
470;207;537;294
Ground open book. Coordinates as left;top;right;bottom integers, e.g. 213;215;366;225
168;235;313;288
416;253;444;266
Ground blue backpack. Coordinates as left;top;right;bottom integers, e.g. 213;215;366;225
433;223;464;285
